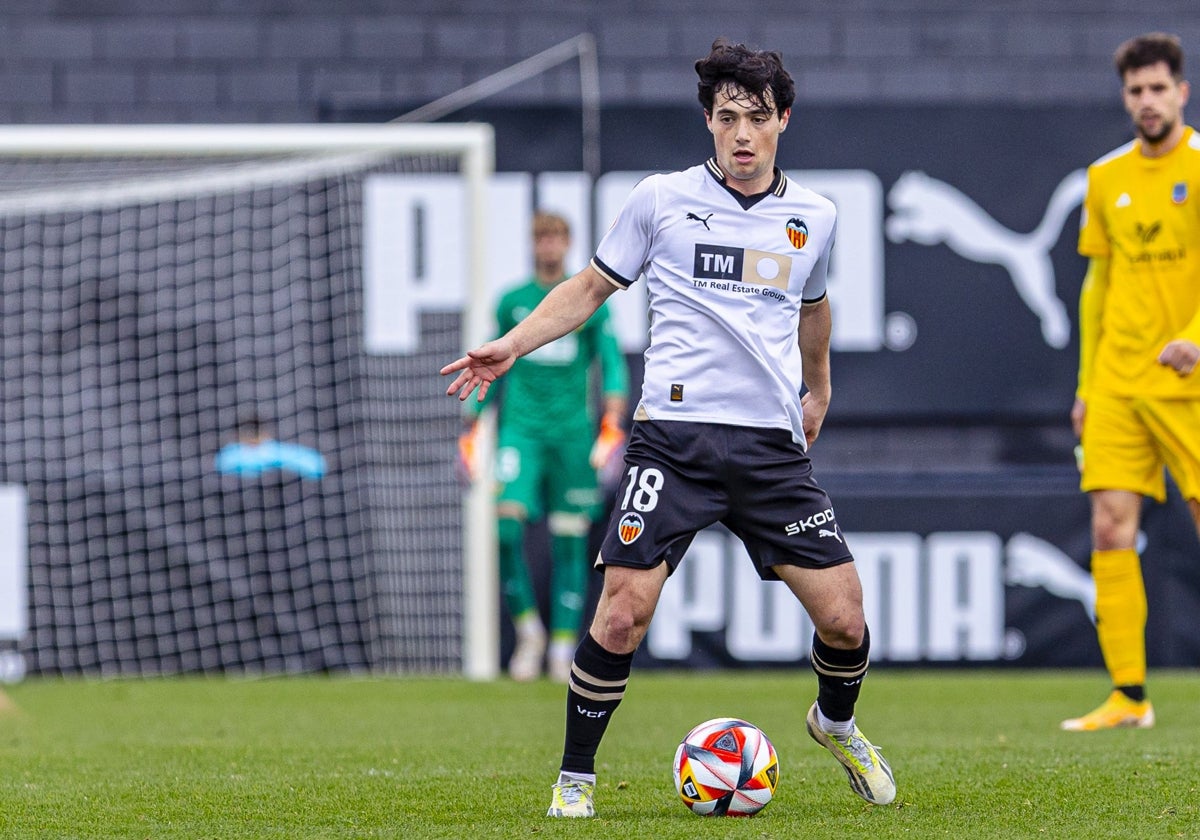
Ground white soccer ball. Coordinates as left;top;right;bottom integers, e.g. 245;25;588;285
673;717;779;816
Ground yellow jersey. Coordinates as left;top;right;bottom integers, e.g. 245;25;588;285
1078;125;1200;397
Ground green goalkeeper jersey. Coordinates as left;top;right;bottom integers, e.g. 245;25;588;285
471;277;628;438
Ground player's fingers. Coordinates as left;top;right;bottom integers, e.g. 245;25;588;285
1160;350;1196;375
439;356;469;376
466;345;501;365
446;371;476;398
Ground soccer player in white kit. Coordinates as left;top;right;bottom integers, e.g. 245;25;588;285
442;37;897;816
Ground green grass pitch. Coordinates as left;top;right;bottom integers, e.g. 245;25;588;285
0;670;1196;838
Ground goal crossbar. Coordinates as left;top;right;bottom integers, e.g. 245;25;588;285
0;123;493;157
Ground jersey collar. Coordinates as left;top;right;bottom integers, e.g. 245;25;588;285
1135;124;1195;163
704;157;787;209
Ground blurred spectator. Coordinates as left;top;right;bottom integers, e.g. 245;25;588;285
215;414;326;480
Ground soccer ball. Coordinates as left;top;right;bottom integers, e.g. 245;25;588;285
673;717;779;816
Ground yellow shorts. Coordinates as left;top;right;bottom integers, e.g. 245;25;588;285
1080;392;1200;502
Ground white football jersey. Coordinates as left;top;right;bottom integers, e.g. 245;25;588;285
592;159;836;446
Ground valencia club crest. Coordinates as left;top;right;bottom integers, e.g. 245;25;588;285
786;217;808;249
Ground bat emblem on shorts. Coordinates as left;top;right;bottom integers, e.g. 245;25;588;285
618;512;645;545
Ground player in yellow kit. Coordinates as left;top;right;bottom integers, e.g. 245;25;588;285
1066;31;1200;731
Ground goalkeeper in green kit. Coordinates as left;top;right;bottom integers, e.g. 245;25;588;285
459;211;629;682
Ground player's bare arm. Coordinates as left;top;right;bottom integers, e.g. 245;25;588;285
441;264;619;402
798;296;833;446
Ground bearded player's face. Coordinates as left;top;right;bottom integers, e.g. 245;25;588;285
1122;61;1190;147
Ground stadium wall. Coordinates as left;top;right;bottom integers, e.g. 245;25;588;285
442;102;1200;672
0;3;1197;123
3;5;1200;676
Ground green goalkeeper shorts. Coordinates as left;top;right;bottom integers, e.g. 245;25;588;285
494;426;600;521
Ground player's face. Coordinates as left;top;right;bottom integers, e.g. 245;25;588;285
1122;61;1190;149
706;83;790;196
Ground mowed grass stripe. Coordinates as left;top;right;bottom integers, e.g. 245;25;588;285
0;670;1195;839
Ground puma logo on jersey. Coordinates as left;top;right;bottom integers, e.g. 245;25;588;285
818;527;842;543
686;211;713;230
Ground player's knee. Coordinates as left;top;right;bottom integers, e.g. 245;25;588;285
1090;493;1140;550
1091;513;1137;551
591;599;651;653
812;612;865;649
496;502;527;521
547;511;590;537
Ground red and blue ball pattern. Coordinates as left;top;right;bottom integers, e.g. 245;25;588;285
673;717;779;816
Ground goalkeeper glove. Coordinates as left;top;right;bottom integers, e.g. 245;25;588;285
457;420;479;484
589;413;626;472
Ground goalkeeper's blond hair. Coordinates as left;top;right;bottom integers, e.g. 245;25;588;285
533;211;570;239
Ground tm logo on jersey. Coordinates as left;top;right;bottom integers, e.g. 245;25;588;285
693;244;792;290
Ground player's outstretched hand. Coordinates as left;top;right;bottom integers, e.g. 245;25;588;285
1158;339;1200;377
441;338;518;402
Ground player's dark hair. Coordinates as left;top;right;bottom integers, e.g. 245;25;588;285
237;412;264;440
695;38;795;117
1114;32;1184;81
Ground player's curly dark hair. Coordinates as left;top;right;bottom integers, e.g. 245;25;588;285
1114;32;1184;81
695;38;795;117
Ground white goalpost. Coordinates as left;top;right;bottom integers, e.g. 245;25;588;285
389;34;605;680
0;123;499;679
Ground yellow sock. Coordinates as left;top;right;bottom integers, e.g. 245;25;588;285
1090;548;1147;687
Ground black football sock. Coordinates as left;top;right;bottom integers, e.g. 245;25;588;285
810;625;871;722
1116;683;1146;703
560;632;633;775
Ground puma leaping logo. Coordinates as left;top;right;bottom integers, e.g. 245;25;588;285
818;528;843;543
885;169;1087;350
1004;532;1095;621
686;212;713;230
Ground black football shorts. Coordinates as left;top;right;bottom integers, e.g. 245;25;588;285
597;419;854;579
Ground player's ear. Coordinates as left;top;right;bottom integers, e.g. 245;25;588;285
703;110;713;132
1180;79;1191;107
779;108;791;133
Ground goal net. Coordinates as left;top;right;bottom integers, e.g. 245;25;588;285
0;124;496;678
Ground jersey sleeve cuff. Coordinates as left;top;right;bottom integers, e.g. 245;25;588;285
591;256;633;289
